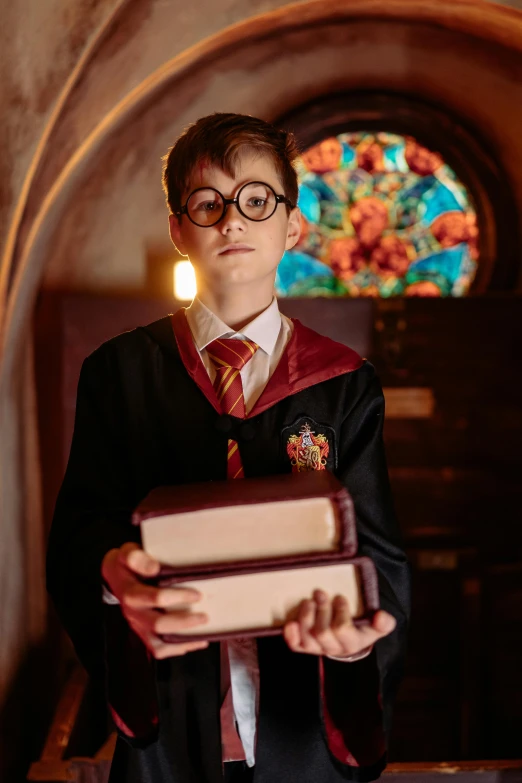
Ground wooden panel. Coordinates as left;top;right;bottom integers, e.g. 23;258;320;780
279;296;373;356
40;668;87;762
383;388;435;419
388;467;522;555
482;564;522;758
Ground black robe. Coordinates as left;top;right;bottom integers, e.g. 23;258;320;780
46;310;411;783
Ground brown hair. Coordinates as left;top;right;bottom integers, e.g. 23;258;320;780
162;113;300;217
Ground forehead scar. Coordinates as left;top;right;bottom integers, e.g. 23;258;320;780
197;158;210;177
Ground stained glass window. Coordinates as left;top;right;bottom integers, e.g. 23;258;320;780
276;132;479;297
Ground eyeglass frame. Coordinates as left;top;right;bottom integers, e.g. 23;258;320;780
174;180;295;227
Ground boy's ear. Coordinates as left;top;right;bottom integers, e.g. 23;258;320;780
169;214;188;256
285;207;302;252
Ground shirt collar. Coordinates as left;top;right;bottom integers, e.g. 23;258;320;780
185;296;282;357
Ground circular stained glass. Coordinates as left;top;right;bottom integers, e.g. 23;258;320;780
276;132;479;298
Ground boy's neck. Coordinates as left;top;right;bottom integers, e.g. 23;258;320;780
196;285;275;332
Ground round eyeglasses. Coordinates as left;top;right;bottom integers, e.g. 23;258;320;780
175;181;295;228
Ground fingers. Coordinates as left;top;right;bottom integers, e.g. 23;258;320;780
107;543;202;611
283;592;397;658
120;543;161;578
105;544;210;661
121;582;202;611
333;608;396;654
125;606;208;637
120;545;203;609
288;594;341;656
313;590;332;633
298;598;323;655
102;543;160;599
373;609;397;636
328;594;354;651
124;605;210;660
331;594;353;631
283;599;317;654
148;637;209;660
308;591;345;657
282;620;301;650
357;610;396;645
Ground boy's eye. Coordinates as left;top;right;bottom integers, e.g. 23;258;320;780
246;197;268;208
197;201;220;212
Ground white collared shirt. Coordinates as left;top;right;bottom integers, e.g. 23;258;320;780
185;296;293;415
185;296;293;767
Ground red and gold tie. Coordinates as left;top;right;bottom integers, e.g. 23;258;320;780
206;337;258;763
207;337;258;480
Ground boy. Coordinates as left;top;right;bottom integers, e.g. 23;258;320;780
47;113;410;783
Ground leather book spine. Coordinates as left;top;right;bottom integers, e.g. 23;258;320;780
132;471;349;524
333;488;357;557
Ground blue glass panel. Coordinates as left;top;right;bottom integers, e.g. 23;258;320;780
409;245;467;287
420;182;464;225
279;132;479;297
297;184;321;224
275;251;334;297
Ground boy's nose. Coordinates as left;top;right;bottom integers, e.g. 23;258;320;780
220;203;247;233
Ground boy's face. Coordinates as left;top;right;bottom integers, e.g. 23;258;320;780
169;149;301;293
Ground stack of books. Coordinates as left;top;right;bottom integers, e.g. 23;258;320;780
133;471;379;642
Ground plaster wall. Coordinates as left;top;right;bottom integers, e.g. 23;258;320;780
0;0;121;253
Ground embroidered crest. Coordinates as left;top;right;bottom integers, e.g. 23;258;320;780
286;421;331;473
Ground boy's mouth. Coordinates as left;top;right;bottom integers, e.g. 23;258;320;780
218;244;255;255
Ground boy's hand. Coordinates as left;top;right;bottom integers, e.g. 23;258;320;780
283;589;396;659
102;542;209;659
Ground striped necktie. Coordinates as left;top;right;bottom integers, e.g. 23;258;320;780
206;336;259;763
207;337;259;480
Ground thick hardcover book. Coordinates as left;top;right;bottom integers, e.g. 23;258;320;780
132;471;379;641
133;470;358;568
155;556;379;642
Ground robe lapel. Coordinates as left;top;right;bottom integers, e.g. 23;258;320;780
250;317;363;417
170;309;222;414
170;310;363;418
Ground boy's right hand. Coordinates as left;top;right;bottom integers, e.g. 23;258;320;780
101;542;209;659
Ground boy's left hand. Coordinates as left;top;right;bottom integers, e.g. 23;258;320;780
283;589;396;659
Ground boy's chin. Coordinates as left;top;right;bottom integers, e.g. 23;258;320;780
208;264;278;288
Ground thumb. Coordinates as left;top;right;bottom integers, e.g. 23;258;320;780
373;610;397;637
119;543;161;578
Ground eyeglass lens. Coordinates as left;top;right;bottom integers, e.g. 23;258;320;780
186;182;277;226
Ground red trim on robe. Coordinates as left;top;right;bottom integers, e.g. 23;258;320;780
170;309;363;416
319;656;386;768
170;309;223;414
109;705;158;739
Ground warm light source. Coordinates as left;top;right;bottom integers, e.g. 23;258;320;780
173;260;196;300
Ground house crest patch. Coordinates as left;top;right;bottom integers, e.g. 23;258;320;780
282;417;337;473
